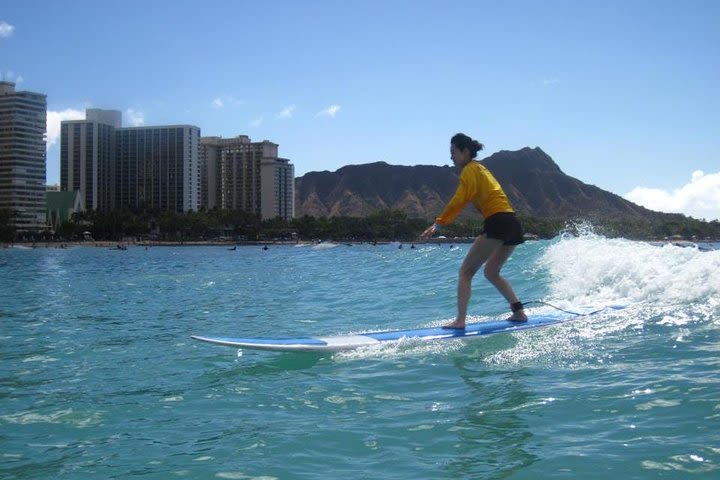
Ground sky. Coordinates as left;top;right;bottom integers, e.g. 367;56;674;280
2;0;719;221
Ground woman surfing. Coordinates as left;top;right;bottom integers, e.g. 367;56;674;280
421;133;527;328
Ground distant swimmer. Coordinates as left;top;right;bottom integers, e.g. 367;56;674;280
263;245;269;251
421;133;527;328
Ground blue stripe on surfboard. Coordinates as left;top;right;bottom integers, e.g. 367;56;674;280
364;315;563;341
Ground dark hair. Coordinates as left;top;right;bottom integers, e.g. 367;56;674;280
451;133;484;158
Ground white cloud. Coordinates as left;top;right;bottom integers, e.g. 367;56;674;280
46;108;85;150
211;95;243;109
2;71;22;84
317;104;341;118
277;105;295;119
125;109;145;127
0;21;14;38
624;170;720;221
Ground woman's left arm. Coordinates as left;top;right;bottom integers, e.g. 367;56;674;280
420;223;439;239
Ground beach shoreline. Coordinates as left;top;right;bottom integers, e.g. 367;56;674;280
3;236;718;249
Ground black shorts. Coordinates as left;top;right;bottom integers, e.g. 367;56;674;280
481;212;525;246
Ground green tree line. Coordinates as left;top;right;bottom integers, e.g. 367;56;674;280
2;207;719;243
0;208;15;243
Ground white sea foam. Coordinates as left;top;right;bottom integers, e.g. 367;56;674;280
22;355;58;363
540;232;720;306
312;242;338;250
483;232;720;367
0;408;102;428
333;333;467;361
216;474;278;480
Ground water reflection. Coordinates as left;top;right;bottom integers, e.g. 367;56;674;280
444;357;537;478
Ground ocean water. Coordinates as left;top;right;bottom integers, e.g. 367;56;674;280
1;234;719;479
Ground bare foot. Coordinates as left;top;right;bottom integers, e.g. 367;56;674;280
442;320;466;330
507;310;528;322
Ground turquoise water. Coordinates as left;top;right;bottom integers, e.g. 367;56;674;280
1;235;719;479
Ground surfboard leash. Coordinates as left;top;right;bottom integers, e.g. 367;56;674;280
521;300;608;317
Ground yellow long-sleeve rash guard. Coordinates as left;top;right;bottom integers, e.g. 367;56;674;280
435;161;514;226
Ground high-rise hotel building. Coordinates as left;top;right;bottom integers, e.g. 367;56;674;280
61;109;200;212
200;135;294;220
115;124;200;213
0;81;47;232
60;109;119;213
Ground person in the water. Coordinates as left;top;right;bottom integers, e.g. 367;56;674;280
421;133;527;328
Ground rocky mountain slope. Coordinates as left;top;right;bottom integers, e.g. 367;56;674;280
295;147;663;221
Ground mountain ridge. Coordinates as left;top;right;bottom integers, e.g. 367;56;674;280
294;147;666;222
